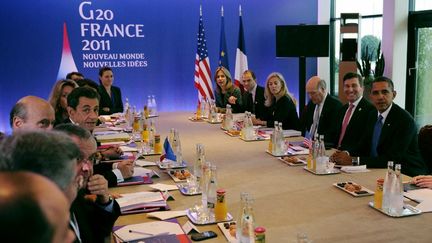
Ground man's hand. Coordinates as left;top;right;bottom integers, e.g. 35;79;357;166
330;150;352;165
228;96;237;105
101;146;123;160
87;174;110;204
117;160;134;179
412;175;432;189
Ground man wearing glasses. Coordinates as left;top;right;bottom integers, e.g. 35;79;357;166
66;86;133;187
55;124;120;243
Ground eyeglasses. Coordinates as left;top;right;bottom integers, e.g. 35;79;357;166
78;153;97;165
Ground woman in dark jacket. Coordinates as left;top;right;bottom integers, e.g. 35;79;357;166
97;67;124;115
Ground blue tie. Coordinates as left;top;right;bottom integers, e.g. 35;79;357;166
371;115;383;157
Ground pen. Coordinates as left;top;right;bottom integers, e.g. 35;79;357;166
128;230;171;237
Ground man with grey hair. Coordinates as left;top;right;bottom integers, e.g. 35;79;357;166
9;95;56;131
0;130;81;202
301;76;342;146
55;124;120;243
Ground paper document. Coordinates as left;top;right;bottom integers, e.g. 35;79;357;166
149;183;179;191
119;146;139;152
116;191;165;207
340;165;369;173
135;159;156;167
147;210;187;220
114;221;184;242
133;167;154;177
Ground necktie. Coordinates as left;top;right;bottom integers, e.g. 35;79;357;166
248;92;255;113
338;104;355;147
371;115;383;157
310;104;320;136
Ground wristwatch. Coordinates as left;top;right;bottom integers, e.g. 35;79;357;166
97;195;113;206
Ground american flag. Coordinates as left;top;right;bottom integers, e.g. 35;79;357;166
303;130;312;148
194;6;214;102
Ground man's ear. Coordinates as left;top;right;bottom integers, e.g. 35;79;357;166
67;107;74;117
393;90;397;99
12;116;24;129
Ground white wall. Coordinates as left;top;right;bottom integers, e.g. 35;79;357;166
317;0;331;83
382;0;409;108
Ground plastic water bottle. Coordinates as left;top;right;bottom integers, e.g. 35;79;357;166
206;166;217;221
151;95;157;116
239;196;255;243
147;96;152;116
382;161;394;212
389;164;404;215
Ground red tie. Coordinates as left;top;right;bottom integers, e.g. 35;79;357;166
338;104;354;147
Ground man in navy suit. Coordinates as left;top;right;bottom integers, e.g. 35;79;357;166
241;70;267;120
334;72;375;151
331;76;428;177
301;76;342;146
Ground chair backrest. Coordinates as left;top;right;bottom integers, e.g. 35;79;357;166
419;125;432;173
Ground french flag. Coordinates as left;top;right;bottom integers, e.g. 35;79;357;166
234;5;248;92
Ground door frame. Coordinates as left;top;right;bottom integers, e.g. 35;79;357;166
406;10;432;115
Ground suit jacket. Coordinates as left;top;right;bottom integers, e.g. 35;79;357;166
215;86;243;113
350;103;428;177
301;94;342;146
265;95;300;130
71;189;121;243
242;85;267;120
98;85;124;115
334;97;375;151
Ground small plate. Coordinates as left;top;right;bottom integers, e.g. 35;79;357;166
217;222;238;243
177;183;202;196
167;169;192;182
207;118;223;124
265;149;289;157
187;209;233;225
303;166;340;175
156;159;187;169
368;201;422;217
224;130;241;137
239;135;268;142
333;182;374;197
278;157;307;166
188;116;205;122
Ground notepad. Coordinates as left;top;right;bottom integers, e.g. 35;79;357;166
113;221;185;242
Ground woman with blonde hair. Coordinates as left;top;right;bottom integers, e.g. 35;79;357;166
214;66;243;113
252;72;300;130
48;79;78;126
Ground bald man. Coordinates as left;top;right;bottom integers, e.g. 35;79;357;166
10;95;55;131
0;172;75;243
301;76;342;146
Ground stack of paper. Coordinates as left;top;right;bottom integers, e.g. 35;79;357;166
115;191;168;214
95;132;130;143
340;165;369;173
404;188;432;212
113;220;190;243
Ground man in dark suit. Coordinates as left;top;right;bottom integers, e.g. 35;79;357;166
67;87;134;187
55;124;121;243
334;72;375;151
331;76;428;177
301;76;342;146
241;70;267;120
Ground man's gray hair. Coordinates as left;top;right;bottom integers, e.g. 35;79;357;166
9;102;27;128
317;79;327;91
0;131;80;190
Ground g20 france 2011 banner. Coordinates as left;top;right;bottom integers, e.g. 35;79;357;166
0;0;318;133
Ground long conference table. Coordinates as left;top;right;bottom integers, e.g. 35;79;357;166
110;112;432;243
